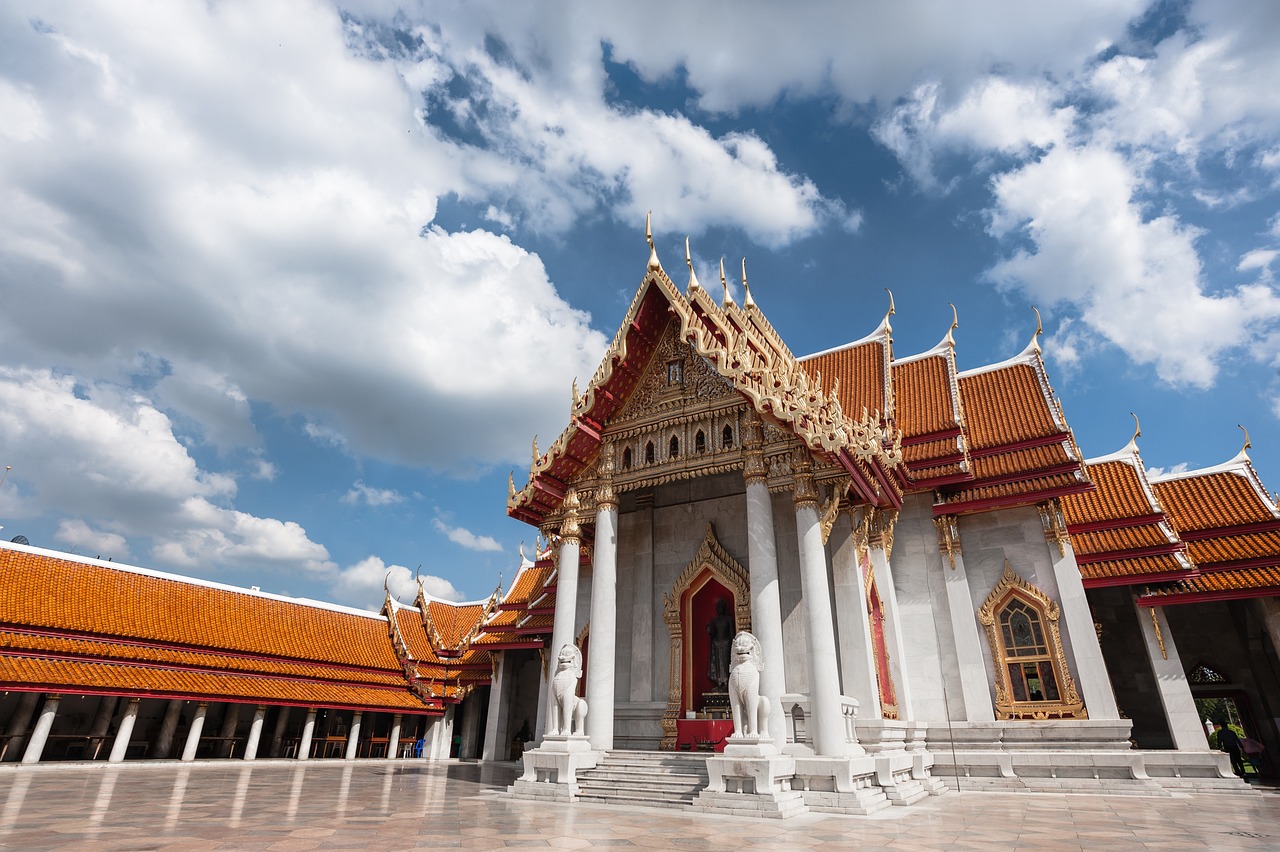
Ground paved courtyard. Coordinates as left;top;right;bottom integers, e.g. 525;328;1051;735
0;759;1277;850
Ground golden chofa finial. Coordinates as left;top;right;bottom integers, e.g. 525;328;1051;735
945;303;959;347
571;377;580;412
646;211;660;271
685;237;701;292
508;470;516;499
720;257;735;306
1130;412;1142;442
741;258;755;308
531;434;540;464
1239;423;1252;452
882;288;895;335
1028;306;1044;355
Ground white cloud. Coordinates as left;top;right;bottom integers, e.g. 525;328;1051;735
432;517;502;553
0;366;335;579
1239;249;1278;275
1146;462;1190;479
329;554;462;610
341;480;404;507
54;519;129;559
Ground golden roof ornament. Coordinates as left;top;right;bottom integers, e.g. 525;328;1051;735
1030;306;1044;356
945;303;958;348
720;257;735;306
508;471;516;500
883;288;895;335
685;237;701;293
646;211;661;271
531;435;540;465
740;258;755;308
1240;423;1252;453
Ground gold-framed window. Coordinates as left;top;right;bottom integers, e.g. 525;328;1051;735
978;561;1086;720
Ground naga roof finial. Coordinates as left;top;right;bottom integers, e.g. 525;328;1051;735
741;258;755;307
945;303;959;347
1030;306;1043;355
646;211;660;271
508;471;516;499
1240;423;1252;453
1130;412;1142;444
720;257;735;306
685;237;701;292
531;434;540;465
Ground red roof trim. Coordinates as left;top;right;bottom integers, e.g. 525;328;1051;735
1137;586;1280;607
1081;569;1199;589
1067;514;1166;534
934;481;1094;517
1075;542;1186;565
1179;519;1280;541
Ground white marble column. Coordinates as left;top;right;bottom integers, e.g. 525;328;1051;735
830;513;881;718
532;654;549;746
297;708;317;761
268;706;291;758
628;492;656;703
2;692;40;762
743;417;788;745
866;517;913;720
20;694;60;764
1135;599;1206;749
934;516;995;721
243;705;267;760
181;702;209;762
483;653;511;761
107;697;140;762
154;699;183;759
1041;502;1120;719
388;714;402;759
587;451;619;750
87;696;119;755
217;703;241;758
548;490;583;732
345;711;363;760
1261;598;1280;661
793;465;850;757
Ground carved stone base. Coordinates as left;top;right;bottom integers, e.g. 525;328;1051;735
792;755;892;814
696;753;806;818
509;736;599;802
723;735;777;757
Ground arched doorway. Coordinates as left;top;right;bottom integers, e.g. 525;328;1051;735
660;523;750;750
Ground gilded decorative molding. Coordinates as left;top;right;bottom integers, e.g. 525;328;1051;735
1038;499;1070;558
1150;607;1167;660
933;514;961;569
866;507;898;560
559;489;581;544
818;490;842;545
596;440;617;511
659;523;751;750
977;561;1086;721
742;410;768;486
792;451;819;509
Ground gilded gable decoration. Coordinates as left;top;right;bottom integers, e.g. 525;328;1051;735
978;561;1086;721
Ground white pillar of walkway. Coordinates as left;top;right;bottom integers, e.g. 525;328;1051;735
483;653;512;761
1135;599;1207;749
934;516;995;721
21;694;60;764
742;416;788;745
1041;501;1120;719
532;656;549;746
107;697;141;763
154;699;183;759
268;706;291;758
547;490;583;733
345;711;363;760
217;703;241;758
866;513;913;720
3;691;40;762
830;512;881;718
181;702;209;762
297;708;317;760
587;448;619;750
243;705;267;760
793;464;851;757
1261;599;1280;663
88;696;120;749
388;714;403;760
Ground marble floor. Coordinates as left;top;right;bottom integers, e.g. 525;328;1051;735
0;759;1277;851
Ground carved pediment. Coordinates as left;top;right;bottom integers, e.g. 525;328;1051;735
615;322;739;424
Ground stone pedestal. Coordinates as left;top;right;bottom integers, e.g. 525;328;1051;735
791;754;892;814
696;742;806;819
510;735;599;801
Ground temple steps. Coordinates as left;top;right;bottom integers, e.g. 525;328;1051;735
574;750;711;808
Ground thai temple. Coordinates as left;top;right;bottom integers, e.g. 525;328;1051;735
3;225;1280;816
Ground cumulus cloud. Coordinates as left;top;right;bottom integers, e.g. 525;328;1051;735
328;554;462;610
54;519;129;559
432;517;503;553
341;481;404;507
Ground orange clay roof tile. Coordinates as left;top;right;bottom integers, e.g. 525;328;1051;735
941;472;1087;507
1078;553;1191;582
1143;566;1280;598
0;549;399;670
1062;460;1158;525
892;354;960;439
958;364;1062;451
425;601;486;650
969;443;1072;480
1071;524;1175;556
501;566;554;607
903;437;965;465
1184;531;1280;566
800;340;886;420
1155;472;1277;532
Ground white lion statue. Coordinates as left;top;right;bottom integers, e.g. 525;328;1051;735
727;631;769;739
546;643;588;736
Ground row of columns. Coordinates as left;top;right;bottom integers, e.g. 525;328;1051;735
546;416;882;757
4;696;438;765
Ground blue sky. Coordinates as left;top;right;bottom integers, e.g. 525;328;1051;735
1;0;1278;609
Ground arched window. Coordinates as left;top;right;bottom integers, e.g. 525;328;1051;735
695;430;706;454
669;436;679;458
721;425;734;449
622;446;632;470
644;441;655;465
979;561;1085;720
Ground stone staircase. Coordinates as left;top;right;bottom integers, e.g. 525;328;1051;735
575;750;711;808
